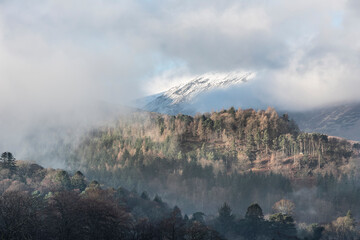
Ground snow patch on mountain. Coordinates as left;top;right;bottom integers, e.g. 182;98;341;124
140;71;256;115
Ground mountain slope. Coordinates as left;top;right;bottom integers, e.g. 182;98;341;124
140;71;256;115
137;71;360;140
291;103;360;141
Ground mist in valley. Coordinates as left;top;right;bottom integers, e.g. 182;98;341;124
2;0;360;239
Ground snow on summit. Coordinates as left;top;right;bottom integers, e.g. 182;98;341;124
140;71;255;115
164;71;255;104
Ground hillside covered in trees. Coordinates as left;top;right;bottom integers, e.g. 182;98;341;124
63;108;360;224
0;156;358;240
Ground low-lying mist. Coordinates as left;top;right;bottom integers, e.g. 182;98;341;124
0;100;130;168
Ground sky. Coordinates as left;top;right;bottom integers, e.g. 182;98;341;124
1;0;360;108
1;0;360;161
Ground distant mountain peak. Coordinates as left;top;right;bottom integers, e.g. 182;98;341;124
163;71;254;104
140;71;255;115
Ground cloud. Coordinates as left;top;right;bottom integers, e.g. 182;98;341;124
0;0;359;162
140;0;360;110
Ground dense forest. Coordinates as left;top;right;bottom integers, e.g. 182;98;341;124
0;153;358;240
1;108;359;239
62;107;360;225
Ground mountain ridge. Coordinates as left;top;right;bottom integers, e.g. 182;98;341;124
140;71;256;115
137;72;360;141
289;103;360;141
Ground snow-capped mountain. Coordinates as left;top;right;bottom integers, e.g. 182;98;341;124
136;70;360;140
139;71;256;115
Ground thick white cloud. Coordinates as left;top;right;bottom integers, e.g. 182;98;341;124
1;0;356;102
0;0;359;161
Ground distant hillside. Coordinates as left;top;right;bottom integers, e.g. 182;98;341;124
291;103;360;141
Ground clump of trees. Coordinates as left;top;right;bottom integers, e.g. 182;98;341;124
212;201;360;240
0;152;17;176
273;199;295;215
212;202;297;239
320;211;358;240
0;161;227;240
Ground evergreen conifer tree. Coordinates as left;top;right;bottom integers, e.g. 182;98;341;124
0;152;17;174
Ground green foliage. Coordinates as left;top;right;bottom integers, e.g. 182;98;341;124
153;194;163;204
269;212;294;224
140;191;150;200
71;171;86;191
245;133;257;161
245;203;264;220
215;202;235;234
298;223;325;240
0;152;17;175
191;212;205;224
269;213;297;238
54;170;71;190
88;180;100;189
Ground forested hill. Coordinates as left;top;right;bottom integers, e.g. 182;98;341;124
2;159;355;240
69;107;356;177
65;107;360;223
0;160;228;239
